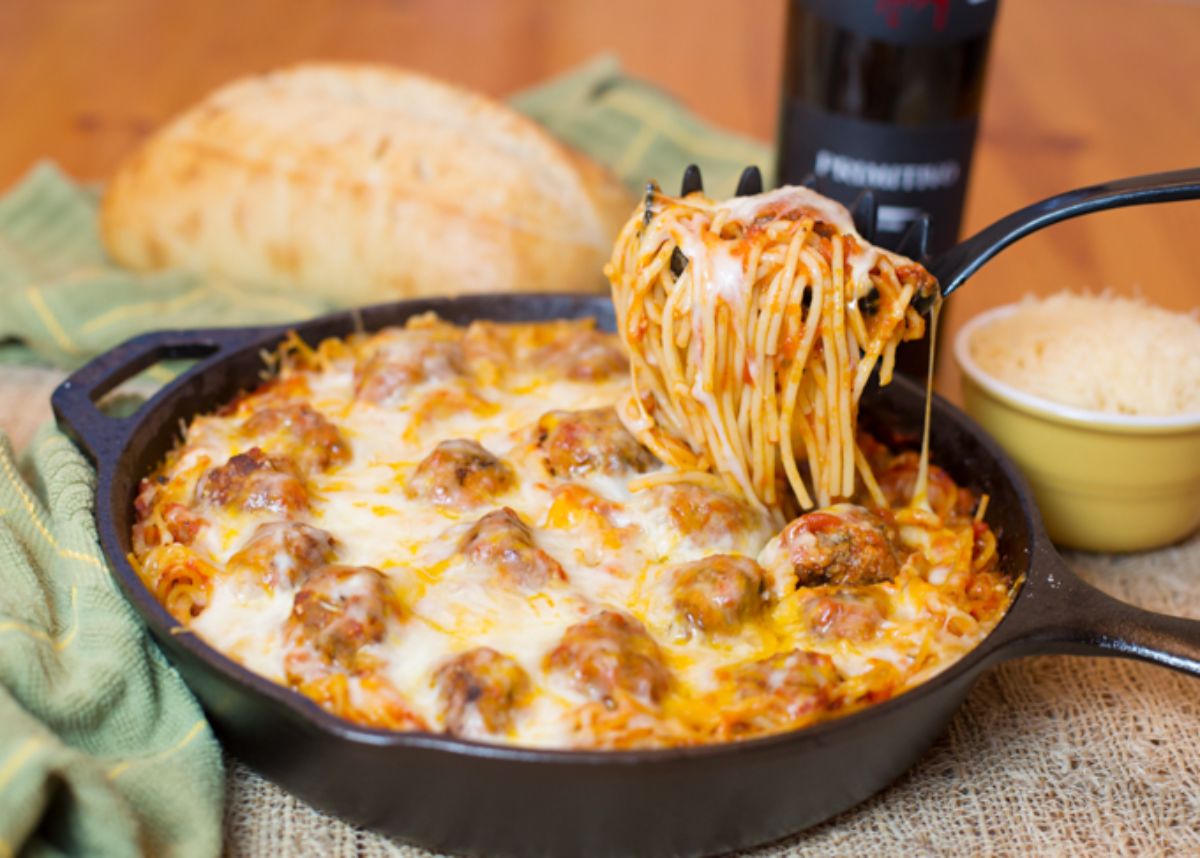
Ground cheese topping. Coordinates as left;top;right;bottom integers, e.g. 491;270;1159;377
131;315;1014;749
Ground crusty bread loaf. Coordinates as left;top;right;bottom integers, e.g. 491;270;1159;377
101;63;634;301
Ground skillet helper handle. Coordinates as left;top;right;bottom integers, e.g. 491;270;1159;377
51;327;278;469
996;541;1200;677
933;166;1200;297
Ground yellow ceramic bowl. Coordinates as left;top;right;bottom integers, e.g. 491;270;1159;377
955;304;1200;553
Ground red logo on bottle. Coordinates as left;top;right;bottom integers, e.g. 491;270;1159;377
876;0;951;32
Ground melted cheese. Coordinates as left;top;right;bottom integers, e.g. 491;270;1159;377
132;317;1013;749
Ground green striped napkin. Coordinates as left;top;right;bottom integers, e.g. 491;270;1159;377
512;55;770;199
0;429;222;858
0;55;770;857
0;171;337;370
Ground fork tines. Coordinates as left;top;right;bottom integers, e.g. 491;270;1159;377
676;164;927;260
848;190;878;243
895;213;931;262
734;166;763;197
679;164;765;199
680;164;705;196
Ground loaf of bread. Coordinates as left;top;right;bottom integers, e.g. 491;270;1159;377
101;63;634;301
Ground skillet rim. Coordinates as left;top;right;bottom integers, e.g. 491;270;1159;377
82;293;1043;766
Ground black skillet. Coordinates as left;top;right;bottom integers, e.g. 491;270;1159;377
52;164;1200;855
52;288;1200;857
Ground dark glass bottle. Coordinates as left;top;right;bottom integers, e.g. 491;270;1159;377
776;0;999;376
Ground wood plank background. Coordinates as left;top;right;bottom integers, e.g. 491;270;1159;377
1;0;1198;399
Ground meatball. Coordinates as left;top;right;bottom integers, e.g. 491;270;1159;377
227;521;337;587
718;649;840;735
354;327;464;405
459;508;566;588
535;408;658;478
652;482;763;547
242;403;349;473
433;647;531;737
285;565;391;678
460;321;515;384
407;439;516;508
195;448;308;515
760;503;900;589
671;554;765;635
874;451;964;521
462;320;626;384
545;611;671;706
801;592;885;642
728;649;840;701
532;328;628;381
965;563;1011;619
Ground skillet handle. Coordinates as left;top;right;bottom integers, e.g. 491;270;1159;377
989;540;1200;677
51;326;281;469
933;166;1200;297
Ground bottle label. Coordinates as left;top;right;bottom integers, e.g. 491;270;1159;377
798;0;998;46
781;101;979;254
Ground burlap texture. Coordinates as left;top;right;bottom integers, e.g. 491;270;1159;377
222;535;1200;856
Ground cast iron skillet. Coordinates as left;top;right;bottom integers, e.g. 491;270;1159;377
52;293;1200;857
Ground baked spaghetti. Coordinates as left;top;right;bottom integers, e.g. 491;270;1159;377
131;312;1013;749
607;185;939;514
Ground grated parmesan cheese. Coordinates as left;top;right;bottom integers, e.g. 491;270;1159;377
970;292;1200;417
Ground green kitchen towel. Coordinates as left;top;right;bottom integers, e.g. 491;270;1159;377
511;55;771;198
0;428;222;858
0;167;338;369
0;55;772;857
0;55;770;369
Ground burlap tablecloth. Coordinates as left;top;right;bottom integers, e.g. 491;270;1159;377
5;366;1198;856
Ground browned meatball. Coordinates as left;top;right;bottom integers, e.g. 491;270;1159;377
965;564;1011;620
545;611;671;706
227;521;337;587
460;508;566;588
407;439;516;508
801;592;885;642
763;503;900;588
354;328;464;405
285;565;391;678
532;328;628;381
433;647;531;736
653;483;762;546
460;320;517;384
535;408;658;478
874;451;964;521
462;320;626;384
718;649;840;736
242;403;349;473
195;448;308;515
728;649;839;701
671;555;765;635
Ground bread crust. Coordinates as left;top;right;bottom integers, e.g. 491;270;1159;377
101;63;633;300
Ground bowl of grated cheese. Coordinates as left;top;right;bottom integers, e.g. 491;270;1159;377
955;292;1200;552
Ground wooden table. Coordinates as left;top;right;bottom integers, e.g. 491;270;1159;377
2;0;1199;404
1;7;1199;851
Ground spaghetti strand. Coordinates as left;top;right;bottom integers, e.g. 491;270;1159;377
606;185;937;512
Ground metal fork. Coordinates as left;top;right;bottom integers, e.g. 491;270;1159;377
674;163;1200;301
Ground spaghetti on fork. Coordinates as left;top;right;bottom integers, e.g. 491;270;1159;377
606;184;939;515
